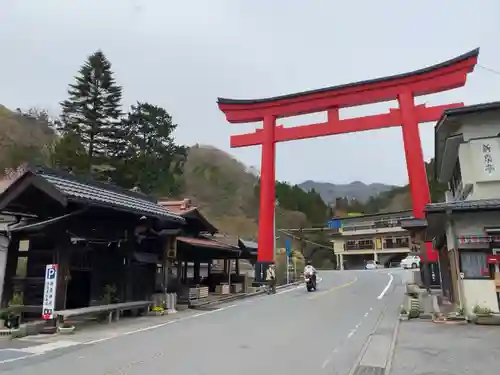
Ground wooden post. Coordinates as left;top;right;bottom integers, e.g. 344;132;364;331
194;260;200;284
55;239;71;311
1;235;20;308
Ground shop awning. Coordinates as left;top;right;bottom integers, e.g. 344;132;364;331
177;236;239;250
177;236;241;261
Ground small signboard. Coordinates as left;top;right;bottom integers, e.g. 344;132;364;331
285;239;292;257
42;264;58;320
487;254;500;264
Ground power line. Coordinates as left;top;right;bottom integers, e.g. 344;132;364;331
477;64;500;77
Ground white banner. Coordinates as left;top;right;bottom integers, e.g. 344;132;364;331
42;264;58;320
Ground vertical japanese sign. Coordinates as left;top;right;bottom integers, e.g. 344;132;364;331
470;138;500;182
42;264;58;320
482;142;495;175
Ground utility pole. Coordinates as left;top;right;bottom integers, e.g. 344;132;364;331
273;199;279;261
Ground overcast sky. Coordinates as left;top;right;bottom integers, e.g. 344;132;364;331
1;0;499;186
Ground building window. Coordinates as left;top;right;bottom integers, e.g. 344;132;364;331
358;239;374;250
383;237;409;249
346;239;374;250
395;237;409;247
460;252;490;279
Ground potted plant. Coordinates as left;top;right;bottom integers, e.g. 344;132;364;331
472;304;492;317
447;306;466;321
471;304;500;325
150;306;165;316
57;321;76;335
399;306;409;321
5;312;20;329
97;284;118;322
102;284;118;305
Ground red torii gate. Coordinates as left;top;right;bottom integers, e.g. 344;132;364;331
217;48;479;264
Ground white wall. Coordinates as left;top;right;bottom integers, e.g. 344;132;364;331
453;112;500;200
462;279;499;314
453;211;500;234
0;235;9;305
459;138;500;200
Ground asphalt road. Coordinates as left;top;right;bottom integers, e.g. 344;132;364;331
0;270;405;375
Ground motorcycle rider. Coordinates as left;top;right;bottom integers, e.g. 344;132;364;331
304;261;317;287
265;263;277;294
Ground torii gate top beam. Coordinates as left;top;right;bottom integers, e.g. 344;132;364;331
217;48;479;124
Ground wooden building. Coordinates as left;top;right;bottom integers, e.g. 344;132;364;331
158;199;257;301
0;166;185;316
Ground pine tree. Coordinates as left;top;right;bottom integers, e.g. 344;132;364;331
119;102;186;195
59;50;123;175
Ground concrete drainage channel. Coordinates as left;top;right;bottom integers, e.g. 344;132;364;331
189;281;302;309
349;283;403;375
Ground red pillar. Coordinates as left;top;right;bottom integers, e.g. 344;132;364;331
398;91;436;262
398;91;431;219
258;115;276;263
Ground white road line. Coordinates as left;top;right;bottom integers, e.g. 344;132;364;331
364;312;369;317
276;285;303;295
85;303;240;344
86;283;303;345
377;273;394;299
0;353;39;365
0;283;304;365
347;330;355;338
321;348;338;369
22;340;81;354
0;341;83;364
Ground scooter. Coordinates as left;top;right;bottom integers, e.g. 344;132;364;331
304;271;317;292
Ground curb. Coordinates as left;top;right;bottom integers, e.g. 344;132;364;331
348;281;401;375
189;281;302;308
384;315;400;375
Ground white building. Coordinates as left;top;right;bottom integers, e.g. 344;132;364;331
427;101;500;315
330;210;414;269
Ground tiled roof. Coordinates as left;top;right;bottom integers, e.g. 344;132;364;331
238;238;258;250
399;218;428;228
177;236;239;250
31;167;184;222
158;199;197;215
157;199;217;233
426;199;500;212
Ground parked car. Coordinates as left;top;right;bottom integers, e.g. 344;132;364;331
401;255;420;269
365;260;383;270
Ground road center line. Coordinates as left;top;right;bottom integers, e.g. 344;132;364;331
308;277;358;300
377;273;394;299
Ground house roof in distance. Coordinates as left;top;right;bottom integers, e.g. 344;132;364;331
158;198;217;234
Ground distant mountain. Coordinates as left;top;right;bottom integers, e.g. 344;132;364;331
298;180;398;204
